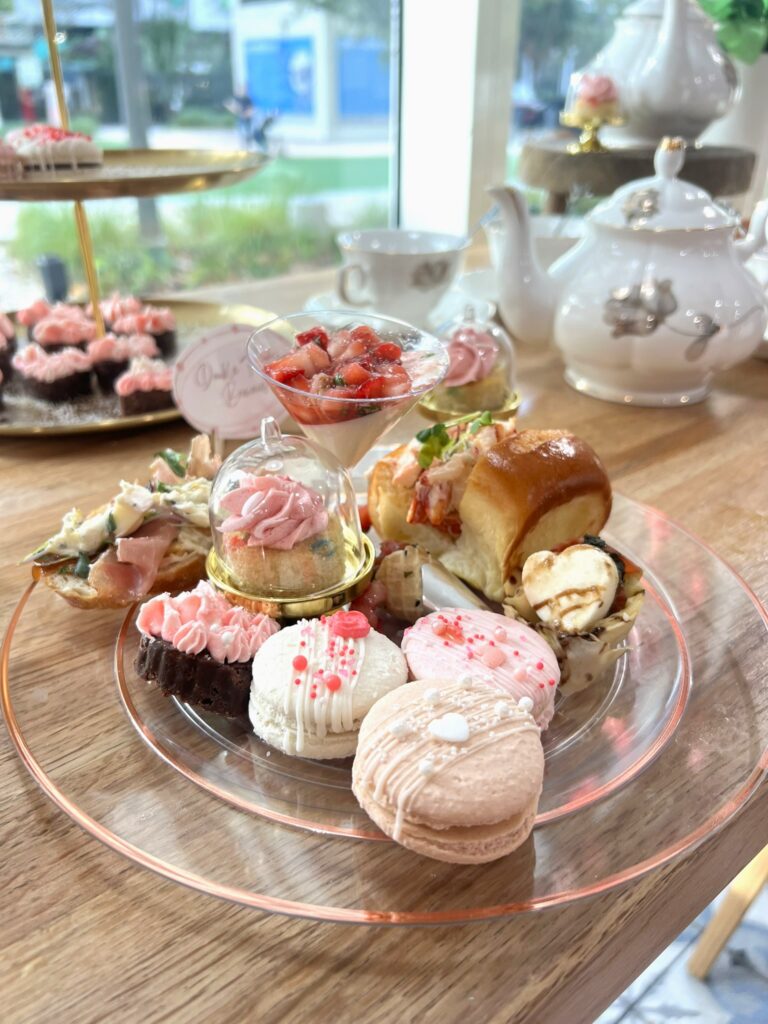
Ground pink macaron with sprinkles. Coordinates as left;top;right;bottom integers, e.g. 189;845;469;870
401;608;560;729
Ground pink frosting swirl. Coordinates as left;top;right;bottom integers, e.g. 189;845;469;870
94;292;143;323
219;474;329;550
443;327;498;387
114;356;173;396
577;73;618;107
113;307;175;335
33;312;97;346
0;313;14;340
12;343;92;382
136;580;280;663
87;332;158;362
17;299;51;327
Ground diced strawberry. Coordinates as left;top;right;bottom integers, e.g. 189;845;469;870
341;361;371;386
326;329;353;360
350;325;380;347
344;337;371;359
267;342;330;382
355;376;387;400
295;326;330;349
373;342;402;362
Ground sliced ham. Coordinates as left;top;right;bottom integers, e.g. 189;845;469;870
89;519;179;602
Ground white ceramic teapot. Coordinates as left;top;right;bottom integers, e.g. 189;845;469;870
490;138;768;406
591;0;737;146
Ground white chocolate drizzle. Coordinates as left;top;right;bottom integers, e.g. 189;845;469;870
357;680;539;841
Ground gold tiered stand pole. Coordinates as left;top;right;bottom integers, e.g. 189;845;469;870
40;0;106;337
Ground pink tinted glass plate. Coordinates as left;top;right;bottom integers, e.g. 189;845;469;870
3;494;767;924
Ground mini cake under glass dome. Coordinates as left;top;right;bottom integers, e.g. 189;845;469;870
207;418;373;615
420;307;519;419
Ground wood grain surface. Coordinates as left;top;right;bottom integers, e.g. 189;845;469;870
2;272;767;1024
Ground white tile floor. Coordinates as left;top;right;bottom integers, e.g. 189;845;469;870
598;889;768;1024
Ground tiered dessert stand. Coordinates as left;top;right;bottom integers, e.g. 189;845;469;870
0;0;269;434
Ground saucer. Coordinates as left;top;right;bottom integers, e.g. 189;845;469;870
303;285;495;331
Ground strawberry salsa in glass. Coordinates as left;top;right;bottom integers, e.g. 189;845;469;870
248;313;449;467
264;324;417;423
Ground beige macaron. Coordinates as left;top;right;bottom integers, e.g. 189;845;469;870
249;610;408;759
351;677;544;863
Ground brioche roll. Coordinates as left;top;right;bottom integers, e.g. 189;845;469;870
369;429;612;601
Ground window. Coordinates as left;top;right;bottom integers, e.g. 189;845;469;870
0;0;399;307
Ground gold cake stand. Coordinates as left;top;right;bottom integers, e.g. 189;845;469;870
0;149;268;203
5;1;269;340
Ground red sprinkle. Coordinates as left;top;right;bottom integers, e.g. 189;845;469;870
548;679;556;686
300;641;306;647
325;674;342;692
310;692;317;700
294;678;301;685
513;650;520;657
538;682;545;689
292;655;308;671
467;651;474;660
536;661;544;671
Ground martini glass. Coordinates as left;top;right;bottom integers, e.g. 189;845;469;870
247;310;449;467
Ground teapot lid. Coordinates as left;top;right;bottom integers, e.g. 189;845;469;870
589;138;739;232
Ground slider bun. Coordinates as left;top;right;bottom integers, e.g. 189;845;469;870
369;429;612;601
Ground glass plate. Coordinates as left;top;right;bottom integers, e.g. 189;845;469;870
0;300;273;436
2;495;767;924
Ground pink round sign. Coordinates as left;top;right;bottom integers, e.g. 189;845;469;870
172;323;282;439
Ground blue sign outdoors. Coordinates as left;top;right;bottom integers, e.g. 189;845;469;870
337;37;390;119
245;37;315;117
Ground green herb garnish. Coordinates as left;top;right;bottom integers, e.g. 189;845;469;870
469;410;494;434
333;374;345;387
416;422;451;468
154;448;186;478
156;481;171;493
106;511;117;535
416;412;494;468
74;553;90;579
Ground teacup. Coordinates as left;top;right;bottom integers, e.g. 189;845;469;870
336;229;467;325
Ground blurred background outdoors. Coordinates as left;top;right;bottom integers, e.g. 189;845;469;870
0;0;624;306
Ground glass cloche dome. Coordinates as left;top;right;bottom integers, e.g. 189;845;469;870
420;306;519;420
207;418;372;614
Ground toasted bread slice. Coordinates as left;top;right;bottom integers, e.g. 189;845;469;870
42;526;210;609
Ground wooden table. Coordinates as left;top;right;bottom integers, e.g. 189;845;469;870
2;273;768;1024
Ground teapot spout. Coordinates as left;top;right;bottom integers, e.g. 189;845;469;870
487;185;556;347
735;199;768;262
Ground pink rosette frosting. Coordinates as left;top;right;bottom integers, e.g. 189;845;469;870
12;343;92;382
114;356;173;396
33;311;97;346
17;299;51;327
87;332;158;363
136;580;280;663
443;327;498;387
218;474;329;550
113;307;175;335
95;292;143;323
576;73;618;107
0;313;14;340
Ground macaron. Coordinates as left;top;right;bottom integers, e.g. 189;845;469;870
401;608;560;729
352;677;544;863
249;609;408;759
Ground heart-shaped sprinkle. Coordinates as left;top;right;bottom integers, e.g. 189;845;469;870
428;712;470;744
522;543;619;635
